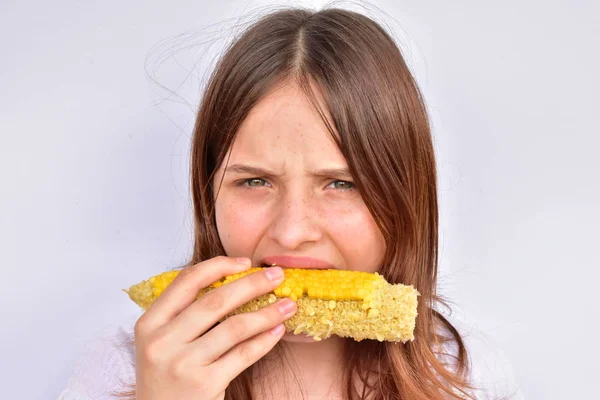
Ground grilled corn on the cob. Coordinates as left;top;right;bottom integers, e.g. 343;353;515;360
124;267;419;342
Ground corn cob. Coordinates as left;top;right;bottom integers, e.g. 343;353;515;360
124;267;419;342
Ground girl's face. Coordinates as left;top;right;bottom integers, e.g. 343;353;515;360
213;82;386;339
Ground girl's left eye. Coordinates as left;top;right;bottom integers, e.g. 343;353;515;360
327;180;354;190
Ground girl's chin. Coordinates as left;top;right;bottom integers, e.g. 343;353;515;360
280;331;323;343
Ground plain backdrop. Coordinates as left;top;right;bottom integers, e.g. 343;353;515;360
1;0;598;398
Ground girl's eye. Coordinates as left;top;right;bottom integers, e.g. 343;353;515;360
241;178;269;187
327;180;354;190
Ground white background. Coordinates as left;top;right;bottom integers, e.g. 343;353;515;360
2;0;598;398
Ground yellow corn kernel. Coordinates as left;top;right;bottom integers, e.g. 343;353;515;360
123;267;419;343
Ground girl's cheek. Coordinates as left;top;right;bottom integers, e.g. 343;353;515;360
320;197;362;230
321;199;384;273
217;195;270;254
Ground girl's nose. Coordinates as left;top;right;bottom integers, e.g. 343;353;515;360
267;191;322;250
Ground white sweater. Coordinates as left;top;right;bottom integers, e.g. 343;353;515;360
58;312;526;399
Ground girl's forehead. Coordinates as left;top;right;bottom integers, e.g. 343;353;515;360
230;85;342;160
241;85;323;131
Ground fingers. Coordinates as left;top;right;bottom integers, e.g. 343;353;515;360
213;322;287;382
138;257;252;331
165;266;286;343
192;297;297;363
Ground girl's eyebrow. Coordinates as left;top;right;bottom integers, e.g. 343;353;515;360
225;164;281;177
312;167;352;179
225;164;352;179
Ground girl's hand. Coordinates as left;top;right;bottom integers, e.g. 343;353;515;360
133;256;296;400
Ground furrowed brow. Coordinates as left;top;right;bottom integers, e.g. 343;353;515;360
224;164;352;179
225;164;280;177
311;168;353;179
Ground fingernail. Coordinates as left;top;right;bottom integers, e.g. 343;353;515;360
235;257;251;267
278;299;296;316
270;323;285;337
265;266;283;281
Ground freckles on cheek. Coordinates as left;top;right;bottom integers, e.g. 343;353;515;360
321;202;358;233
323;201;384;272
321;204;358;243
217;197;268;254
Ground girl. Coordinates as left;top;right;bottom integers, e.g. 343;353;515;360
60;7;524;400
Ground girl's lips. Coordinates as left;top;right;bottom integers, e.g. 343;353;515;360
260;256;335;269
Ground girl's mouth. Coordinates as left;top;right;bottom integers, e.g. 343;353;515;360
260;255;336;270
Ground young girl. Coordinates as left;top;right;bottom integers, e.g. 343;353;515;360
60;7;524;400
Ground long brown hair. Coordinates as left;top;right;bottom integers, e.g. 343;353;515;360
116;6;476;400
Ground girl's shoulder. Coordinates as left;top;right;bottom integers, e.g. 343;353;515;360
437;309;527;400
58;313;138;400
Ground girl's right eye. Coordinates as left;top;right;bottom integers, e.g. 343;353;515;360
238;178;269;187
